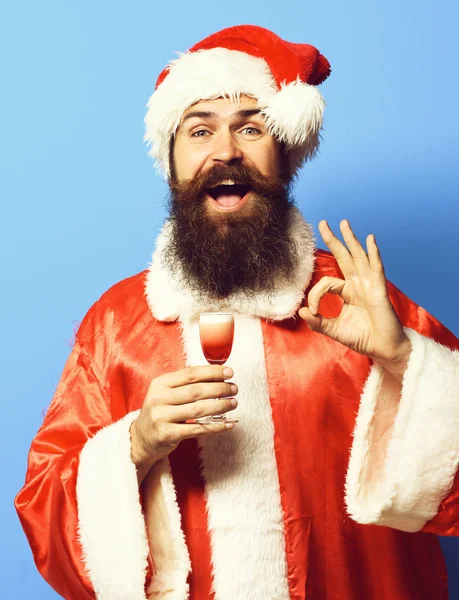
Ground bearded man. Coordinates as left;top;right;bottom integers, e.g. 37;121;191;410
16;25;459;600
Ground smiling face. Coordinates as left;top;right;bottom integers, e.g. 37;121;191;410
163;95;297;299
172;96;284;214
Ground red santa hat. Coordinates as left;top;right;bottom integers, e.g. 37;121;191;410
144;25;331;178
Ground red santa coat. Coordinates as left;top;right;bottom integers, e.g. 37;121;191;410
15;214;459;600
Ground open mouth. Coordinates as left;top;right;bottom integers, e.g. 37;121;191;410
206;180;251;211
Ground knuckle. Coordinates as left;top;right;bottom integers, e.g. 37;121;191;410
186;366;198;383
148;406;161;424
192;425;207;437
149;402;165;419
309;282;323;297
154;424;166;443
147;392;161;408
157;427;175;446
147;377;158;393
189;403;202;419
149;406;171;430
187;384;201;402
145;383;163;406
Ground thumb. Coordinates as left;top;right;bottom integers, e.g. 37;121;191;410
298;306;324;332
298;307;335;337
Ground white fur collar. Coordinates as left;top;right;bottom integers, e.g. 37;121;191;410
145;207;316;322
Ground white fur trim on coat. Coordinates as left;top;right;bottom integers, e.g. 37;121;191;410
345;327;459;532
181;313;290;600
144;48;324;178
145;459;191;600
145;206;315;323
77;410;150;600
77;414;191;600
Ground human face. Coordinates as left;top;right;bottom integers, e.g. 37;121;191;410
172;96;283;214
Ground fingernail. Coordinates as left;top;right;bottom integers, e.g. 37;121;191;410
223;367;233;378
230;398;238;407
230;384;238;395
225;422;235;429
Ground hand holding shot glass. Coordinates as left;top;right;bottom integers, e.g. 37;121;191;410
189;312;238;425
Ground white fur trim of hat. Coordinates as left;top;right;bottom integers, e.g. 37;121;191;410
144;25;331;178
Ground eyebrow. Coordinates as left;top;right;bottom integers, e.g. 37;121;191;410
181;108;262;124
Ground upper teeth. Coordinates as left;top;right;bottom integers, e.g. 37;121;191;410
210;180;235;187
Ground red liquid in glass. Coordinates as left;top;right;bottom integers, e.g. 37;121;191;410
199;320;234;365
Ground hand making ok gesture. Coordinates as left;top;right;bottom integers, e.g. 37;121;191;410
299;220;412;381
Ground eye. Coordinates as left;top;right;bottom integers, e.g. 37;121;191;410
191;129;210;138
241;126;261;136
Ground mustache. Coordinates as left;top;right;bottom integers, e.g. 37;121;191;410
169;163;288;201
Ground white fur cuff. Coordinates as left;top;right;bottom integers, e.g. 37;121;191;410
345;328;459;532
77;410;150;600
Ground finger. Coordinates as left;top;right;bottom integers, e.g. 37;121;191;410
318;220;356;279
172;397;238;423
168;381;238;406
154;365;234;389
366;234;386;279
306;276;346;315
298;307;338;338
339;220;370;274
299;306;323;329
176;421;236;440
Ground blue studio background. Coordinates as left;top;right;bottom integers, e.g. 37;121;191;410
2;0;458;598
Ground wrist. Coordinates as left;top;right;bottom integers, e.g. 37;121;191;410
375;337;412;383
130;420;156;472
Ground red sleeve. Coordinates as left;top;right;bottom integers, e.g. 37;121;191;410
423;470;459;536
15;301;113;599
388;282;459;536
387;280;459;351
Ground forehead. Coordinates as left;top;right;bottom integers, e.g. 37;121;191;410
180;95;261;122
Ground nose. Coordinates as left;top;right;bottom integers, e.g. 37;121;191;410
210;130;242;165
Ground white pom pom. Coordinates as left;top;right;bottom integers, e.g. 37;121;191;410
263;78;325;171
